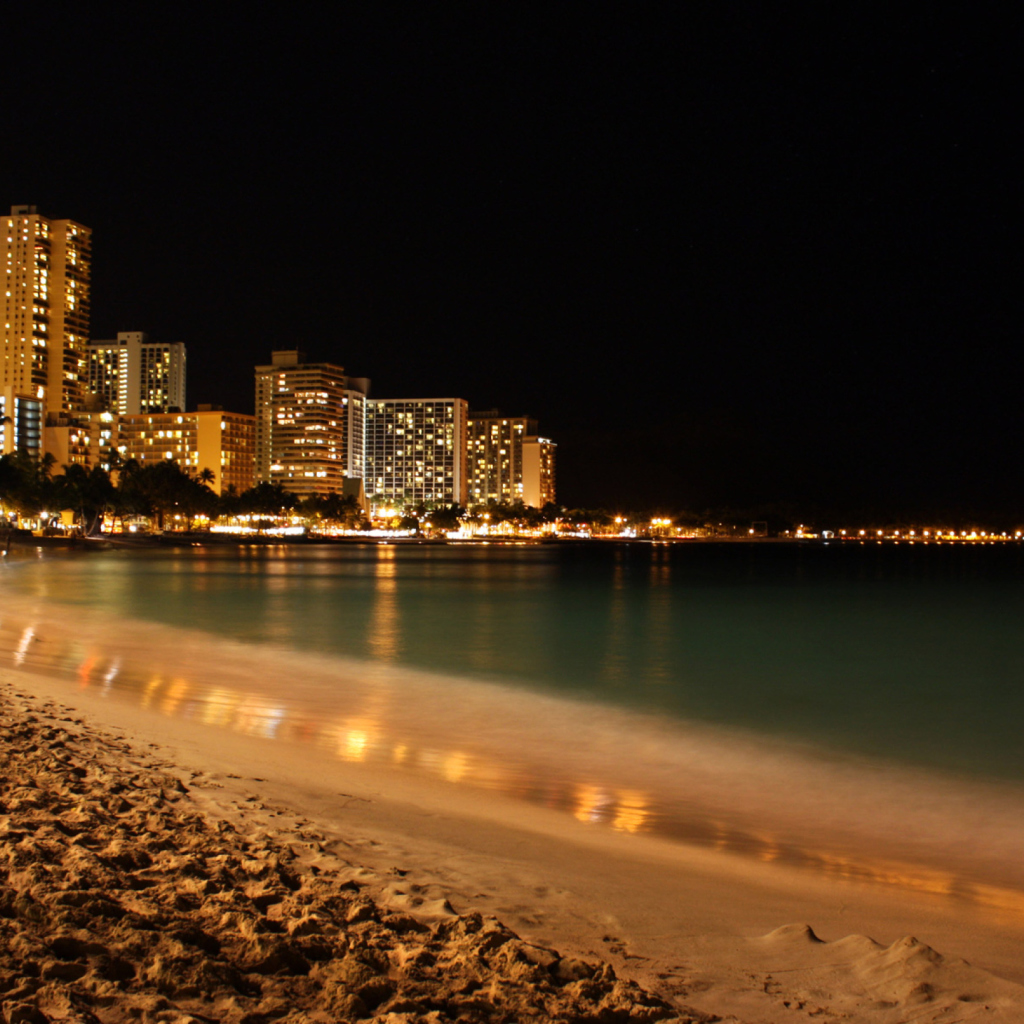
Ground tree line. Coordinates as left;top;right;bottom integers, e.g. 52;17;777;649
0;454;367;535
2;452;739;538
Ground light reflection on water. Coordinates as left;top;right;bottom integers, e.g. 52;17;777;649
368;553;400;662
3;612;1024;919
5;542;1024;781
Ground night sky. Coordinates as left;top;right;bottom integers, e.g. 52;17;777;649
3;9;1017;520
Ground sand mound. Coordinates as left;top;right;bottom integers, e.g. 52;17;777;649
731;924;1024;1021
0;685;713;1024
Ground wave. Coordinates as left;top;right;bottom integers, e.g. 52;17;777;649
2;594;1024;915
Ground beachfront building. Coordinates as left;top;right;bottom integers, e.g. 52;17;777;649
365;397;469;511
254;350;369;498
117;408;256;495
467;410;539;505
522;435;557;508
41;414;97;468
0;387;43;458
3;205;92;419
87;332;186;415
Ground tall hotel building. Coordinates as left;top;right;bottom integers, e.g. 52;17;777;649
468;411;537;504
468;410;556;508
365;398;469;510
3;205;90;459
254;350;368;498
3;205;91;420
87;331;186;414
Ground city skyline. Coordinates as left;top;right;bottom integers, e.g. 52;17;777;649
4;203;559;511
2;8;1017;518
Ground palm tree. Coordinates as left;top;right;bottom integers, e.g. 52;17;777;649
237;482;296;534
1;451;58;523
112;458;147;531
54;463;115;536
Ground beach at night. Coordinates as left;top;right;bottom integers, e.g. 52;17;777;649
3;542;1024;1021
4;6;1020;1019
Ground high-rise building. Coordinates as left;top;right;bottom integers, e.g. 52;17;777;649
521;435;556;508
254;350;369;497
3;205;91;418
116;408;255;495
467;410;539;505
87;331;186;414
0;387;43;459
365;398;468;510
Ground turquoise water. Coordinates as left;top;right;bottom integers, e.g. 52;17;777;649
4;540;1023;781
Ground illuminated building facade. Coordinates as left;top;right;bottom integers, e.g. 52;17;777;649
3;205;91;419
467;410;539;505
41;410;118;470
254;350;368;497
117;408;255;495
522;435;557;508
87;331;186;414
365;398;468;510
0;387;42;458
76;411;118;470
195;408;256;496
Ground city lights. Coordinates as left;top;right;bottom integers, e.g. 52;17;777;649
3;205;1022;546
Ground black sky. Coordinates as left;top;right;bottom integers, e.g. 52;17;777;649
2;8;1018;519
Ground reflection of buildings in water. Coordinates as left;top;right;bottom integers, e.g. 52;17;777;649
77;654;98;689
159;677;190;717
233;695;286;740
4;620;1024;914
14;626;35;666
416;747;473;784
574;783;650;833
611;789;648;834
367;548;400;661
261;560;295;645
141;673;163;709
201;687;244;728
345;729;370;760
341;663;397;749
101;657;120;694
324;715;381;763
442;751;469;784
573;783;611;824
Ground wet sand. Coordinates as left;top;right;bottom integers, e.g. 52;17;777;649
3;662;1024;1023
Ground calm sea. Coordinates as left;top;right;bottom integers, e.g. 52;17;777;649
5;540;1023;778
3;540;1023;898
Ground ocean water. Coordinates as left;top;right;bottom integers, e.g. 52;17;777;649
3;540;1024;902
5;540;1023;779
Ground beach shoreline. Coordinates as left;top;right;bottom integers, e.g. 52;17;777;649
1;677;695;1024
4;667;1024;1023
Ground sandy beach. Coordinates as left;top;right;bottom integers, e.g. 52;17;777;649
2;676;686;1024
4;658;1024;1024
